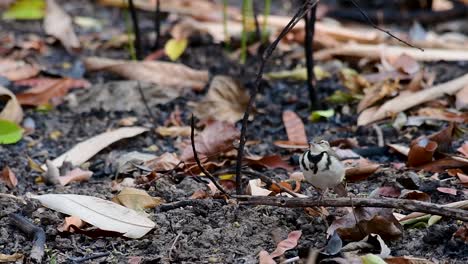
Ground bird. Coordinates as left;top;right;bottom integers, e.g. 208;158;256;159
299;139;347;199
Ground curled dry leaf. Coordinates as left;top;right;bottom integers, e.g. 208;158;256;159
180;121;239;162
358;80;400;113
328;207;403;241
344;158;380;182
245;154;293;171
44;0;80;51
270;230;302;258
0;86;23;123
31;193;155;239
407;137;438;167
84;57;209;91
190;75;249;123
144;152;181;172
0;59;39;81
16;78;91;106
57;216;84;233
247;179;272;196
58;168;93;186
43;126;148;170
113;187;164;212
427;123;461;153
1;166;18;189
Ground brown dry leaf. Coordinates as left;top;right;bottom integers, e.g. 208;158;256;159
190;75;249;123
247;179;272;196
44;0;80;51
190;189;209;199
156;126;191;137
407;137;438;167
113;187;164;212
0;59;39;81
270;230;302;258
16;78;90;106
328;207;403;241
427;123;462;153
282;110;307;145
144;152;180;171
180;121;239;162
416;108;468;123
58;168;93;186
453;224;468;243
388;53;420;75
386;256;435;264
358;80;400;113
358;73;468;125
245;154;293;171
456;85;468;110
258;250;276;264
400;190;431;202
84;57;209;91
416;157;468;173
437;187;457;195
457;142;468;157
1;166;18;189
0;85;23;123
0;253;23;262
57;216;84;233
344;158;380;182
273;140;308;149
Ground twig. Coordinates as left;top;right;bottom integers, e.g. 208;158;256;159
372;124;384;147
157;199;227;212
190;115;230;196
153;0;161;49
252;1;261;42
304;2;319;109
9;213;46;263
235;0;319;195
135;81;157;126
234;196;468;222
348;0;422;51
168;232;182;261
128;0;143;60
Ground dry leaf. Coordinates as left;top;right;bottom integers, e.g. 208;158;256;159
247;179;272;196
437;187;457;195
31;193;155;239
282;110;307;145
144;152;181;171
386;256;435;264
270;230;302;258
43;127;148;170
0;59;39;81
358;73;468;125
358;80;400;113
258;250;276;264
1;166;17;189
457;142;468;157
16;78;90;106
0;86;23;124
415;157;468;173
44;0;80;51
344;158;380;182
388;53;420;75
113;187;164;212
456;85;468;110
57;216;84;233
190;75;249;123
245;154;293;171
407;137;438;167
0;253;23;262
84;57;209;91
415;107;468;123
273;140;308;149
156;126;191;137
180;121;239;162
328;207;403;241
58;168;93;186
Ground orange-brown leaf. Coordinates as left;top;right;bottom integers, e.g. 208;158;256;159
1;166;18;189
282;110;307;144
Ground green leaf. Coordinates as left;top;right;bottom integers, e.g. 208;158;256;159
326;90;361;104
361;254;387;264
265;66;329;81
309;109;335;122
164;38;188;61
428;215;442;226
0;119;23;144
2;0;45;20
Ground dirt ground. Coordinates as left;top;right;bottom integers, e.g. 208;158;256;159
1;0;468;263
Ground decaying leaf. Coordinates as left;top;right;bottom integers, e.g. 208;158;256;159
344;158;380;182
358;80;400;113
43;127;148;170
190;75;249;123
16;78;90;106
247;179;272;196
0;59;39;81
44;0;80;51
258;250;276;264
31;193;156;239
1;166;18;189
245;154;293;171
427;123;461;153
0;86;23;123
84;57;209;91
328;207;403;241
144;152;181;172
57;215;84;233
180;121;239;161
270;230;302;258
113;187;164;212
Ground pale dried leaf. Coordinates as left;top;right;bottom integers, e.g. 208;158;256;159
42;127;148;170
456;85;468;110
191;75;249;123
258;250;276;264
270;230;302;258
156;126;191;137
0;59;39;81
1;166;17;189
113;187;164;212
144;152;180;171
59;168;93;186
31;193;155;239
282;110;307;144
0;86;23;123
84;57;209;91
44;0;80;51
247;179;272;196
57;216;84;232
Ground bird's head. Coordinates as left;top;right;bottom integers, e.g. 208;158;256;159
308;139;330;154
